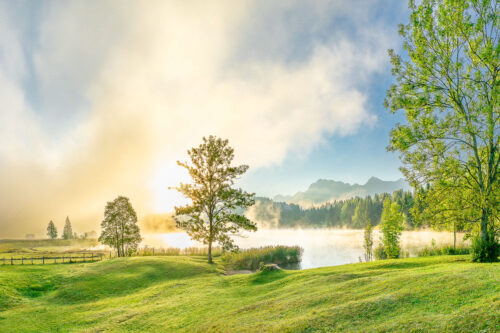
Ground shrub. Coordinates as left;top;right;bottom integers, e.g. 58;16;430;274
374;244;387;260
470;232;500;262
380;199;403;259
221;245;303;270
416;244;470;257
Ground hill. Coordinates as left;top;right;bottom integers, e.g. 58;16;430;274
0;255;498;332
274;177;410;207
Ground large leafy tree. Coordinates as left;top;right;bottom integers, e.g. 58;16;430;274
46;220;57;239
172;136;256;263
62;216;73;240
99;196;141;257
386;0;499;259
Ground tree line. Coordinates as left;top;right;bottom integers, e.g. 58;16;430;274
252;189;424;230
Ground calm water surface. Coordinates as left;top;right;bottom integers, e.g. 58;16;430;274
142;229;465;270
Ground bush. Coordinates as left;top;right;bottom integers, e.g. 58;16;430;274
221;246;303;270
471;232;500;262
374;244;387;260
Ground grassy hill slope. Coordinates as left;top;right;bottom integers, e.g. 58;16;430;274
0;256;498;332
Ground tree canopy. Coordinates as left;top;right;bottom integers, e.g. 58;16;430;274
385;0;499;260
98;196;141;257
172;136;256;263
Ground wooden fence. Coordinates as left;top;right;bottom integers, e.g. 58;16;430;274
1;253;104;265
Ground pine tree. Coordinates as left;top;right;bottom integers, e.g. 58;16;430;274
62;216;73;239
46;220;57;239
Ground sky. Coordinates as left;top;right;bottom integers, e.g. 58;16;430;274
0;0;410;237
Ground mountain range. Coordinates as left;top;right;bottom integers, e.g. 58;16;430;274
273;177;410;207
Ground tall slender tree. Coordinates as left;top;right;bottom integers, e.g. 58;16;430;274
385;0;499;261
62;216;73;240
363;219;374;262
46;220;57;239
380;198;404;259
172;136;256;263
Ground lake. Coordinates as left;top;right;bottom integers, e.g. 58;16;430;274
142;229;465;269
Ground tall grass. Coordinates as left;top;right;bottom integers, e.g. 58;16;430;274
136;246;222;257
416;244;470;257
221;245;303;270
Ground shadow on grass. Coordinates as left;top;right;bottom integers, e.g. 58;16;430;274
366;261;437;270
49;257;215;304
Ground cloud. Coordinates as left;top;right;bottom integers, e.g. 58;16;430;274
0;0;402;237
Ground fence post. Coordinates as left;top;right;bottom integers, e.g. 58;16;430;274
42;256;44;264
21;256;23;265
91;253;94;262
11;257;13;265
31;257;33;265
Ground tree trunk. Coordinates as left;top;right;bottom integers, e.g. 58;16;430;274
453;220;456;250
480;208;489;242
208;241;212;264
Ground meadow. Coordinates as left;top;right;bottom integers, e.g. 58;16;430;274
0;254;498;332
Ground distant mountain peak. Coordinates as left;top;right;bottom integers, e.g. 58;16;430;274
274;176;410;207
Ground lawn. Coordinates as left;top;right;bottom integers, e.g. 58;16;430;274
0;255;498;332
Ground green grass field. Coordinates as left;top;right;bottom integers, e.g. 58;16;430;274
0;255;498;332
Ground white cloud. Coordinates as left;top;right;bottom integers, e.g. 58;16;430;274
0;0;400;236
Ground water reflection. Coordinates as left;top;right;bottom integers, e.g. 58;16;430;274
141;229;466;270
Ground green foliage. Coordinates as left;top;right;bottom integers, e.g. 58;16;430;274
221;245;302;270
471;231;500;262
374;243;387;260
380;199;404;259
46;220;57;239
62;217;73;240
363;220;373;262
98;196;141;257
172;136;256;263
386;0;499;260
417;244;470;257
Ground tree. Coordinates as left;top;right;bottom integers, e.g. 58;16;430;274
380;198;404;259
62;216;73;240
363;219;374;262
386;0;499;261
172;136;256;263
99;196;141;257
46;220;57;239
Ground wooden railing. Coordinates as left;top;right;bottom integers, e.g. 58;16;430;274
1;253;104;265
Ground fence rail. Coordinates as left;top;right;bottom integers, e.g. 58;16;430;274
1;253;104;265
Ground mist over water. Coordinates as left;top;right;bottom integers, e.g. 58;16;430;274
142;229;466;269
